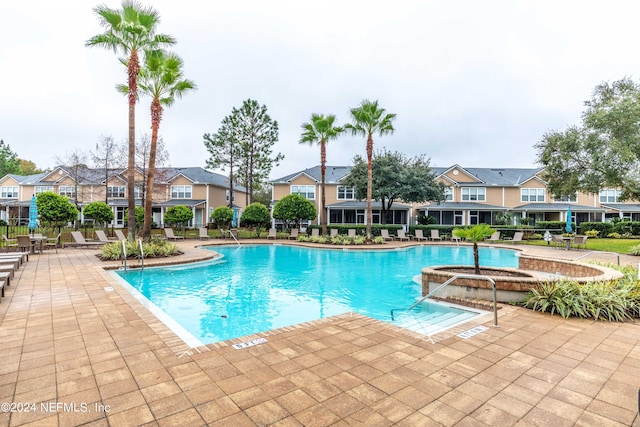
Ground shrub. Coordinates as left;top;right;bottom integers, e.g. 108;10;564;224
607;232;621;239
373;236;384;244
529;233;543;240
522;278;639;321
585;229;600;237
628;244;640;256
99;239;180;260
579;222;614;236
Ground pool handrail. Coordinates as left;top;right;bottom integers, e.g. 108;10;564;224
391;274;498;328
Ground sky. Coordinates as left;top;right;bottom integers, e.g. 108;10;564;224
2;1;640;180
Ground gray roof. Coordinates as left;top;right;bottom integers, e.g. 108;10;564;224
418;202;507;211
512;203;605;212
2;167;246;192
432;165;545;186
272;164;545;187
271;166;351;184
156;199;206;208
601;203;640;212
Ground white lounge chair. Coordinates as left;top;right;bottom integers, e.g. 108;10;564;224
95;230;112;243
198;227;210;240
396;230;410;241
486;231;501;243
164;228;184;240
430;230;442;241
310;228;320;238
267;228;277;240
67;231;105;248
414;229;428;241
348;229;357;238
114;229;127;241
380;229;394;241
288;229;299;240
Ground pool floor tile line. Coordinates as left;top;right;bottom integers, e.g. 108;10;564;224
0;242;639;426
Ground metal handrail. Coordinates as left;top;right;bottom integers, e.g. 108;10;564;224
226;229;241;246
121;239;127;271
391;274;499;327
138;238;144;270
574;251;620;266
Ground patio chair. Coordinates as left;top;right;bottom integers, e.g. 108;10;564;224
198;227;210;240
164;228;184;240
430;229;442;241
330;229;338;237
67;231;105;248
267;228;277;240
348;229;357;238
44;233;61;253
114;229;127;241
288;228;299;240
380;229;394;241
310;228;320;238
396;230;410;241
572;235;588;250
551;234;564;249
486;231;501;243
2;235;17;253
95;230;112;243
414;229;428;241
17;235;39;254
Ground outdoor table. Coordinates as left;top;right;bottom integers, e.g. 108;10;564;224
561;236;574;250
27;236;45;254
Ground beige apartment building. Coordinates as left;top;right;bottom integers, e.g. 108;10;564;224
271;164;640;229
0;166;246;228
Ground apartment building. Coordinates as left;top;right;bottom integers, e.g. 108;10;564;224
271;164;640;228
0;166;246;228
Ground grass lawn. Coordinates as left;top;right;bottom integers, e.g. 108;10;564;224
520;238;640;254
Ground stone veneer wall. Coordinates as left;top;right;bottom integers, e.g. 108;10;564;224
518;255;603;277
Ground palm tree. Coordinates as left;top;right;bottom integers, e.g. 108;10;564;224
86;1;175;240
120;50;196;240
452;224;495;275
299;114;343;236
345;100;396;239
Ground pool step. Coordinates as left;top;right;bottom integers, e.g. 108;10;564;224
393;308;478;336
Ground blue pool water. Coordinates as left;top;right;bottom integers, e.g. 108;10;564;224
115;245;518;344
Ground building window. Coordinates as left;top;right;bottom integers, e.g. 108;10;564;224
134;186;143;199
225;189;235;202
107;186;126;198
0;186;18;198
59;186;76;198
337;186;355;200
553;194;577;203
600;189;622;203
291;185;315;200
35;186;54;195
521;188;545;202
461;187;485;201
444;187;453;201
171;185;192;199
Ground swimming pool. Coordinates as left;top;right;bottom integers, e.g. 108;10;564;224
114;245;519;345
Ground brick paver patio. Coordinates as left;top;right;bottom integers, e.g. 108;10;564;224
0;240;638;426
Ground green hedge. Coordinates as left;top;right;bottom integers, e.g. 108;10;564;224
613;221;640;235
308;224;402;237
579;222;614;236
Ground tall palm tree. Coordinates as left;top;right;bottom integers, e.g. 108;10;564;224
86;1;175;240
345;100;396;239
299;114;343;236
121;50;196;240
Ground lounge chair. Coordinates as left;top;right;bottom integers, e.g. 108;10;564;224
95;230;112;243
486;231;501;243
572;235;588;250
330;229;338;237
414;229;428;241
67;231;105;248
2;235;17;253
396;230;410;241
348;229;357;238
114;229;127;241
164;228;184;240
267;228;277;240
380;229;394;241
505;231;524;244
288;228;299;240
430;230;442;241
198;227;210;240
310;228;320;238
0;252;29;264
